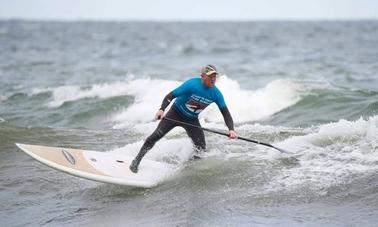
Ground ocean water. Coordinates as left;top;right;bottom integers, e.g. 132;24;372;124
0;20;377;226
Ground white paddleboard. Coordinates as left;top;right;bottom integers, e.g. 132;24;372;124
16;143;175;188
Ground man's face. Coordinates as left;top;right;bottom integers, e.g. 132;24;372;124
202;73;217;87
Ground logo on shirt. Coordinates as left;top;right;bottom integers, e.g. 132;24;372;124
185;95;213;114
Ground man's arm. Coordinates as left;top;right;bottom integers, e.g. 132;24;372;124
156;92;174;120
220;107;234;130
156;79;192;120
220;107;237;139
160;92;174;111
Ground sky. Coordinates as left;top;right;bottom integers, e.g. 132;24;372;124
0;0;377;21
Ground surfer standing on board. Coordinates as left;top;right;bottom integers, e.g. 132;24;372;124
130;65;237;173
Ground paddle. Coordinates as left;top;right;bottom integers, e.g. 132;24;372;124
163;117;292;154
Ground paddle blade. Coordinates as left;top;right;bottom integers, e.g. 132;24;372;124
272;146;292;154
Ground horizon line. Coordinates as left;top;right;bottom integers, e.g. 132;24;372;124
1;17;378;23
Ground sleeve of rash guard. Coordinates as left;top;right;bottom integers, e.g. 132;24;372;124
220;107;234;131
215;91;234;130
159;92;174;111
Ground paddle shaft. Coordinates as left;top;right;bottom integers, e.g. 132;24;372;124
163;117;290;154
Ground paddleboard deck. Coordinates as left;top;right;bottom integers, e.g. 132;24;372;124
16;143;175;188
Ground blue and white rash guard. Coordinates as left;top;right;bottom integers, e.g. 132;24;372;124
172;77;226;119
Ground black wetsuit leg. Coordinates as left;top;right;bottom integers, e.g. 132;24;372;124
182;118;206;152
133;106;206;164
169;106;206;151
133;109;177;163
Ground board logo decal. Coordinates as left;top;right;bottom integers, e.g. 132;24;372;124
62;149;76;165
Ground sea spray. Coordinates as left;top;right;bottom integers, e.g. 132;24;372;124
268;115;378;193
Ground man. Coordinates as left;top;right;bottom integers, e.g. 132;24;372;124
130;64;237;173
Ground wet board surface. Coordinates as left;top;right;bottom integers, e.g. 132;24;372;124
16;143;175;188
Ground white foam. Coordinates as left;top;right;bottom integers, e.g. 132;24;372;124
105;137;196;184
266;115;378;193
47;82;140;108
200;77;303;123
29;78;180;108
109;138;194;165
31;87;52;95
111;79;180;124
31;77;318;126
0;95;7;102
112;76;311;129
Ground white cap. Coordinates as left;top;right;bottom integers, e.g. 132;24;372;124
201;64;217;76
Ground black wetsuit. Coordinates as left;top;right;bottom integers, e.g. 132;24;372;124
131;78;234;169
133;105;205;164
132;98;234;165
